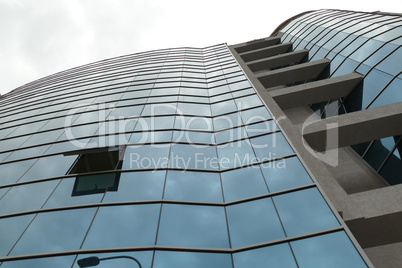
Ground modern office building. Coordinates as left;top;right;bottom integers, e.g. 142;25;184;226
0;9;400;268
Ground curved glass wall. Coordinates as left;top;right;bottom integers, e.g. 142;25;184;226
0;44;368;266
280;9;402;185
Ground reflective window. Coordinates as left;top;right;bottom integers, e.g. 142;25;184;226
213;112;243;131
211;99;237;115
134;116;175;131
364;136;398;171
273;188;339;236
0;159;36;186
169;144;218;170
172;130;214;144
239;106;271;125
0;180;59;215
177;103;211;116
19;155;76;182
215;126;247;143
369;75;402;109
235;95;263;110
226;198;285;247
10;208;96;255
291;231;368;268
379;139;402;185
157;204;229;247
233;243;297;268
74;252;153;268
260;156;313;192
0;214;35;256
123;145;170;169
164;170;223;202
221;166;268;202
175;115;213;131
245;120;279;136
250;133;294;161
82;204;160;248
217;140;256;169
153;251;232;268
130;130;172;144
1;255;76;268
103;171;165;202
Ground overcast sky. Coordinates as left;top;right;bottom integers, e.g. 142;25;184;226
0;0;400;95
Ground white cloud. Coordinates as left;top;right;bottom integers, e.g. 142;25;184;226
0;0;400;95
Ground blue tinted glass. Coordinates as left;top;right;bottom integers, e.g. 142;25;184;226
73;252;153;268
245;120;279;136
170;144;218;170
379;140;402;185
291;231;368;268
240;107;271;125
349;39;383;63
369;75;402;109
332;58;359;77
2;255;75;268
103;171;165;202
273;188;339;237
217;140;256;169
134;116;175;130
175;115;213;131
157;204;229;248
375;47;401;76
0;214;34;256
362;43;397;68
43;177;104;208
177;103;211;116
164;170;223;202
153;251;232;268
233;243;297;268
215;126;247;143
211;99;237;115
83;204;160;248
19;155;76;182
130;130;172;143
226;198;285;247
260;156;313;192
251;133;294;161
0;180;59;215
221;166;268;202
0;159;36;186
364;136;397;171
11;208;96;255
172;130;214;144
235;95;263;110
123;145;170;169
213;112;243;131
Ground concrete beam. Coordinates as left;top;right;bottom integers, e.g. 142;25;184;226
240;43;292;63
257;59;330;89
303;102;402;152
233;36;281;54
248;49;308;72
271;72;363;109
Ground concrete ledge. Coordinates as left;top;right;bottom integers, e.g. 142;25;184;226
240;43;292;62
303;102;402;152
233;36;281;54
248;49;309;72
257;58;330;88
271;72;363;109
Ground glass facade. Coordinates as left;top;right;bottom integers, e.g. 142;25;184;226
0;43;368;266
280;10;402;185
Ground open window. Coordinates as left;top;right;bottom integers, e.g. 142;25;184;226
65;146;124;196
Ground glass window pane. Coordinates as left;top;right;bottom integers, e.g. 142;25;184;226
251;133;294;161
235;95;263;110
164;170;223;202
0;214;35;256
226;198;285;247
273;188;339;237
169;144;218;170
73;252;153;268
103;171;165;202
19;155;76;182
215;126;247;143
291;231;368;268
0;159;36;186
157;204;229;248
82;204;160;248
172;130;214;144
240;107;271;124
213;112;243;131
10;208;96;255
260;156;313;192
379;140;402;185
211;100;237;116
153;251;232;268
369;75;402;109
175;115;213;131
1;255;75;268
217;140;256;169
364;136;397;171
233;243;297;268
245;120;279;136
221;166;268;202
130;130;172;144
0;180;59;215
177;103;211;116
123;145;170;169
